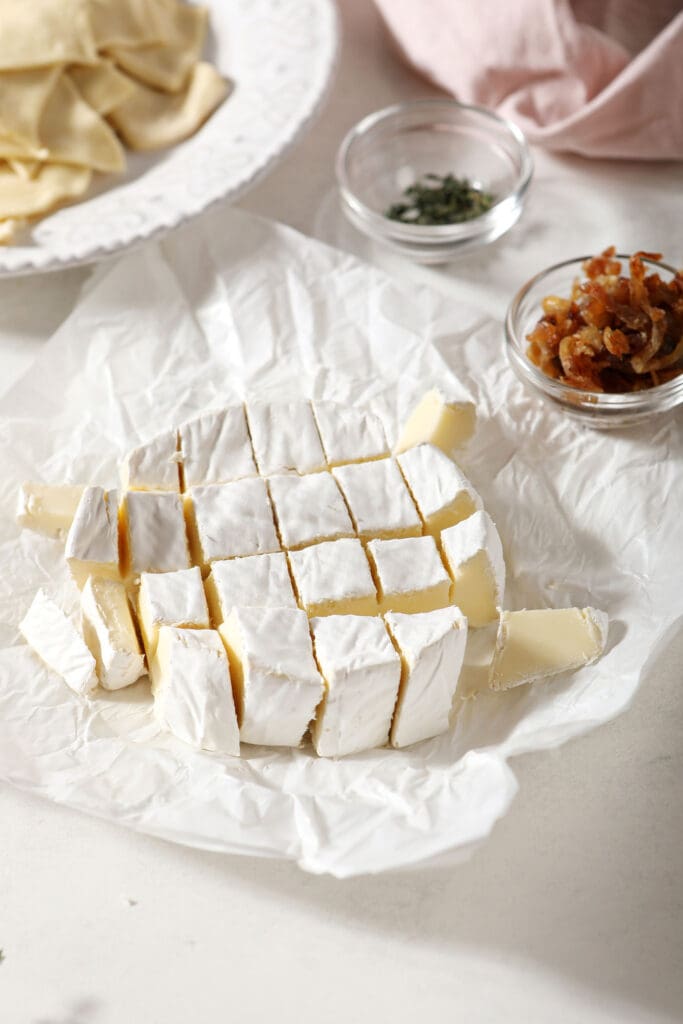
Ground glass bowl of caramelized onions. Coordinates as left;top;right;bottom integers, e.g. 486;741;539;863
505;249;683;428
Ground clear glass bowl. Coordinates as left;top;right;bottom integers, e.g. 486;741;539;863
505;254;683;428
336;99;533;264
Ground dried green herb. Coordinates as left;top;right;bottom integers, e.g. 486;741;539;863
385;173;495;226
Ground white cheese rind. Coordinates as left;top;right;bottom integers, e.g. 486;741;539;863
180;406;256;487
489;607;609;690
385;607;468;748
246;400;326;476
19;589;98;695
310;615;402;757
65;485;120;587
205;552;297;624
16;482;86;538
124;490;190;575
138;566;209;656
186;478;279;563
267;471;354;549
152;626;239;755
313;401;389;466
394;388;476;456
333;457;422;539
288;538;378;616
81;576;145;690
441;510;505;627
220;606;324;747
366;535;451;614
120;428;180;491
397;443;482;532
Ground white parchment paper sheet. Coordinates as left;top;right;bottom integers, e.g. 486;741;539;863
0;208;681;877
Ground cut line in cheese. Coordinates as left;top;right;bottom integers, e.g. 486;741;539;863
366;535;451;615
397;443;482;536
288;538;378;618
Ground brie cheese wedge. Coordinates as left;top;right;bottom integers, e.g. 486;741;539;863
65;485;120;588
489;607;609;690
185;477;280;565
310;614;402;757
247;400;326;476
333;457;422;540
20;588;98;695
288;538;378;617
441;510;505;627
367;535;452;615
313;401;389;467
205;552;297;624
220;606;324;747
81;576;145;690
138;566;210;658
385;607;467;748
16;482;86;538
397;443;482;536
152;626;239;755
120;427;180;491
394;388;476;457
179;405;256;487
267;471;354;549
123;490;190;576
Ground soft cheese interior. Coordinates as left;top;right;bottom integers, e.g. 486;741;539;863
16;395;609;758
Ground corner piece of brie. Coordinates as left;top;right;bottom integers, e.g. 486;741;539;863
394;388;476;457
489;607;608;691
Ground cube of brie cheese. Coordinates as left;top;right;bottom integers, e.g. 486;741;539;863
397;443;482;536
179;406;256;487
123;490;190;576
16;482;86;538
394;388;476;457
267;471;354;550
219;606;324;747
185;478;279;565
119;428;180;491
313;401;389;467
152;626;239;755
441;510;505;627
333;457;422;540
489;607;608;691
205;552;297;625
367;535;452;615
81;576;146;690
65;486;120;588
20;589;98;695
310;615;402;757
385;607;467;748
138;566;210;658
247;400;326;476
288;538;378;617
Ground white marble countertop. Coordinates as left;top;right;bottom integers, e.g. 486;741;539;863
2;3;682;1022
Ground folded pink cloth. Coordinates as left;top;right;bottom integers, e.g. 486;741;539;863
373;0;683;159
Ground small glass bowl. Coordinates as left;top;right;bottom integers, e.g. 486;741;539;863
505;254;683;428
336;99;533;264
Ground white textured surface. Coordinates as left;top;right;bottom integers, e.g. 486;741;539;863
80;577;145;691
386;607;468;749
288;537;377;612
153;626;239;756
0;0;339;276
310;614;401;757
0;2;681;1021
125;490;190;575
188;478;280;561
333;457;422;537
207;552;297;621
441;509;506;605
397;443;482;522
19;588;98;695
367;534;450;598
138;566;209;654
267;470;354;548
221;606;323;747
120;428;179;491
247;400;327;476
180;406;256;487
313;399;389;464
65;485;118;569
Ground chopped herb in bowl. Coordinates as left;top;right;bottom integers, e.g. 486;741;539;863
385;173;496;226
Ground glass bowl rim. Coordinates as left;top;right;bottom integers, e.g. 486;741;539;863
505;253;683;410
335;98;534;242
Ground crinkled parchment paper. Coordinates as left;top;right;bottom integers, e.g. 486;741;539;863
0;208;681;877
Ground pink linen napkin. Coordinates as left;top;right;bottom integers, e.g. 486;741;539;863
373;0;683;160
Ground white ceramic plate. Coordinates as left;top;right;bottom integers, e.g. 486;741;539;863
0;0;338;277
